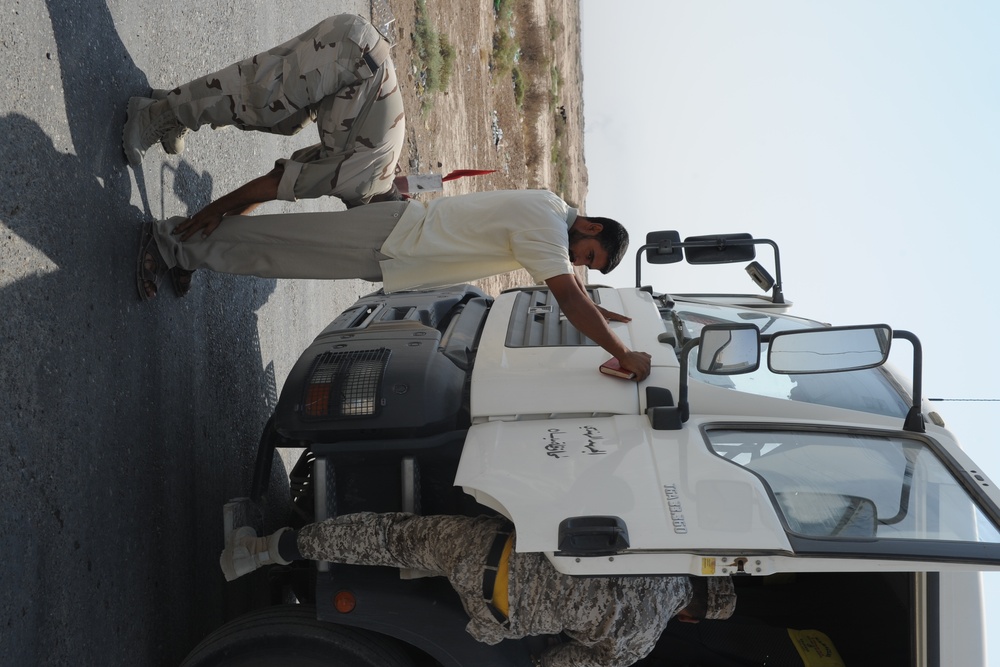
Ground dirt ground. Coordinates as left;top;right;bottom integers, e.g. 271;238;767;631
381;0;587;294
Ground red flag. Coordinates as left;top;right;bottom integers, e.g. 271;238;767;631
442;169;497;182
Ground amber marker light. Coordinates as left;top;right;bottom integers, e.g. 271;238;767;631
334;590;357;613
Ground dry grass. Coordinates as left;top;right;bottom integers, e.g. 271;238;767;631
502;3;572;198
412;0;457;113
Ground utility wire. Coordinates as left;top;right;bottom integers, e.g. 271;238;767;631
928;398;1000;402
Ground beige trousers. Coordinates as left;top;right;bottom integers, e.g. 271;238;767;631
151;201;411;280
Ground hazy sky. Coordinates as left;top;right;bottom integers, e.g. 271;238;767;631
581;2;1000;664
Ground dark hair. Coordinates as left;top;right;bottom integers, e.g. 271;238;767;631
587;216;629;274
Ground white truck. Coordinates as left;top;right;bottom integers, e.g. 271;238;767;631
181;231;1000;667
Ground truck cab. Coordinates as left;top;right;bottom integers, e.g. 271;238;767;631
182;232;1000;667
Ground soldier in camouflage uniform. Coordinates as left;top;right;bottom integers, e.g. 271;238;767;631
220;512;737;667
123;14;403;207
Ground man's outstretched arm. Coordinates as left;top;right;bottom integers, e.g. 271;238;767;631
545;274;652;381
172;166;284;241
575;273;631;323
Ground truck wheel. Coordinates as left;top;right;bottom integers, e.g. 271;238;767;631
180;605;416;667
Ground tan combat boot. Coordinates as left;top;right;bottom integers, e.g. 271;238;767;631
122;96;184;166
150;89;190;155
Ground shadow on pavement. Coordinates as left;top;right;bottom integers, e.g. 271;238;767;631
0;1;294;665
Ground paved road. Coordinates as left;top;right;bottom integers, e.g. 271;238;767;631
0;1;379;664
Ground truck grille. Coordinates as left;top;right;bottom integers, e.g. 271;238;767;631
504;288;601;347
301;349;390;418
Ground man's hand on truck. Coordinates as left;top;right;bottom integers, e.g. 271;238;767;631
545;274;653;382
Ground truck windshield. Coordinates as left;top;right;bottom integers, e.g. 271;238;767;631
707;429;1000;545
672;303;909;418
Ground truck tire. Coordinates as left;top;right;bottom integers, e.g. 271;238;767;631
180;605;417;667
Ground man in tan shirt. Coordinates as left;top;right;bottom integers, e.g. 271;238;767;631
141;189;653;380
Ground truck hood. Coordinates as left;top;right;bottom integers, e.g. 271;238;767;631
469;287;669;420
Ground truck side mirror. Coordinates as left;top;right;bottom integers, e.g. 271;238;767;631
635;231;683;288
684;233;756;264
768;325;892;374
649;324;761;430
767;325;927;433
634;231;786;304
644;231;684;265
698;326;761;375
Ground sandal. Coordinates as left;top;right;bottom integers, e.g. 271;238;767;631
170;267;195;297
136;222;169;301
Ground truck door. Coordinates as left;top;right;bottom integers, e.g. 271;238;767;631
457;419;1000;577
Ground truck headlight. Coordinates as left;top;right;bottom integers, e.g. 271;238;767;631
301;348;390;418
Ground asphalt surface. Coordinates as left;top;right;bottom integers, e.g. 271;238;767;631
0;1;379;664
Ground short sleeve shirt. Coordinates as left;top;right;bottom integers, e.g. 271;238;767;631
378;190;578;292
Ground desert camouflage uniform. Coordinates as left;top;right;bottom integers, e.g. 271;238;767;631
297;512;694;667
160;14;404;207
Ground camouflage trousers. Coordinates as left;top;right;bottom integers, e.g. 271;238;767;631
297;513;512;631
160;14;404;205
298;512;508;574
